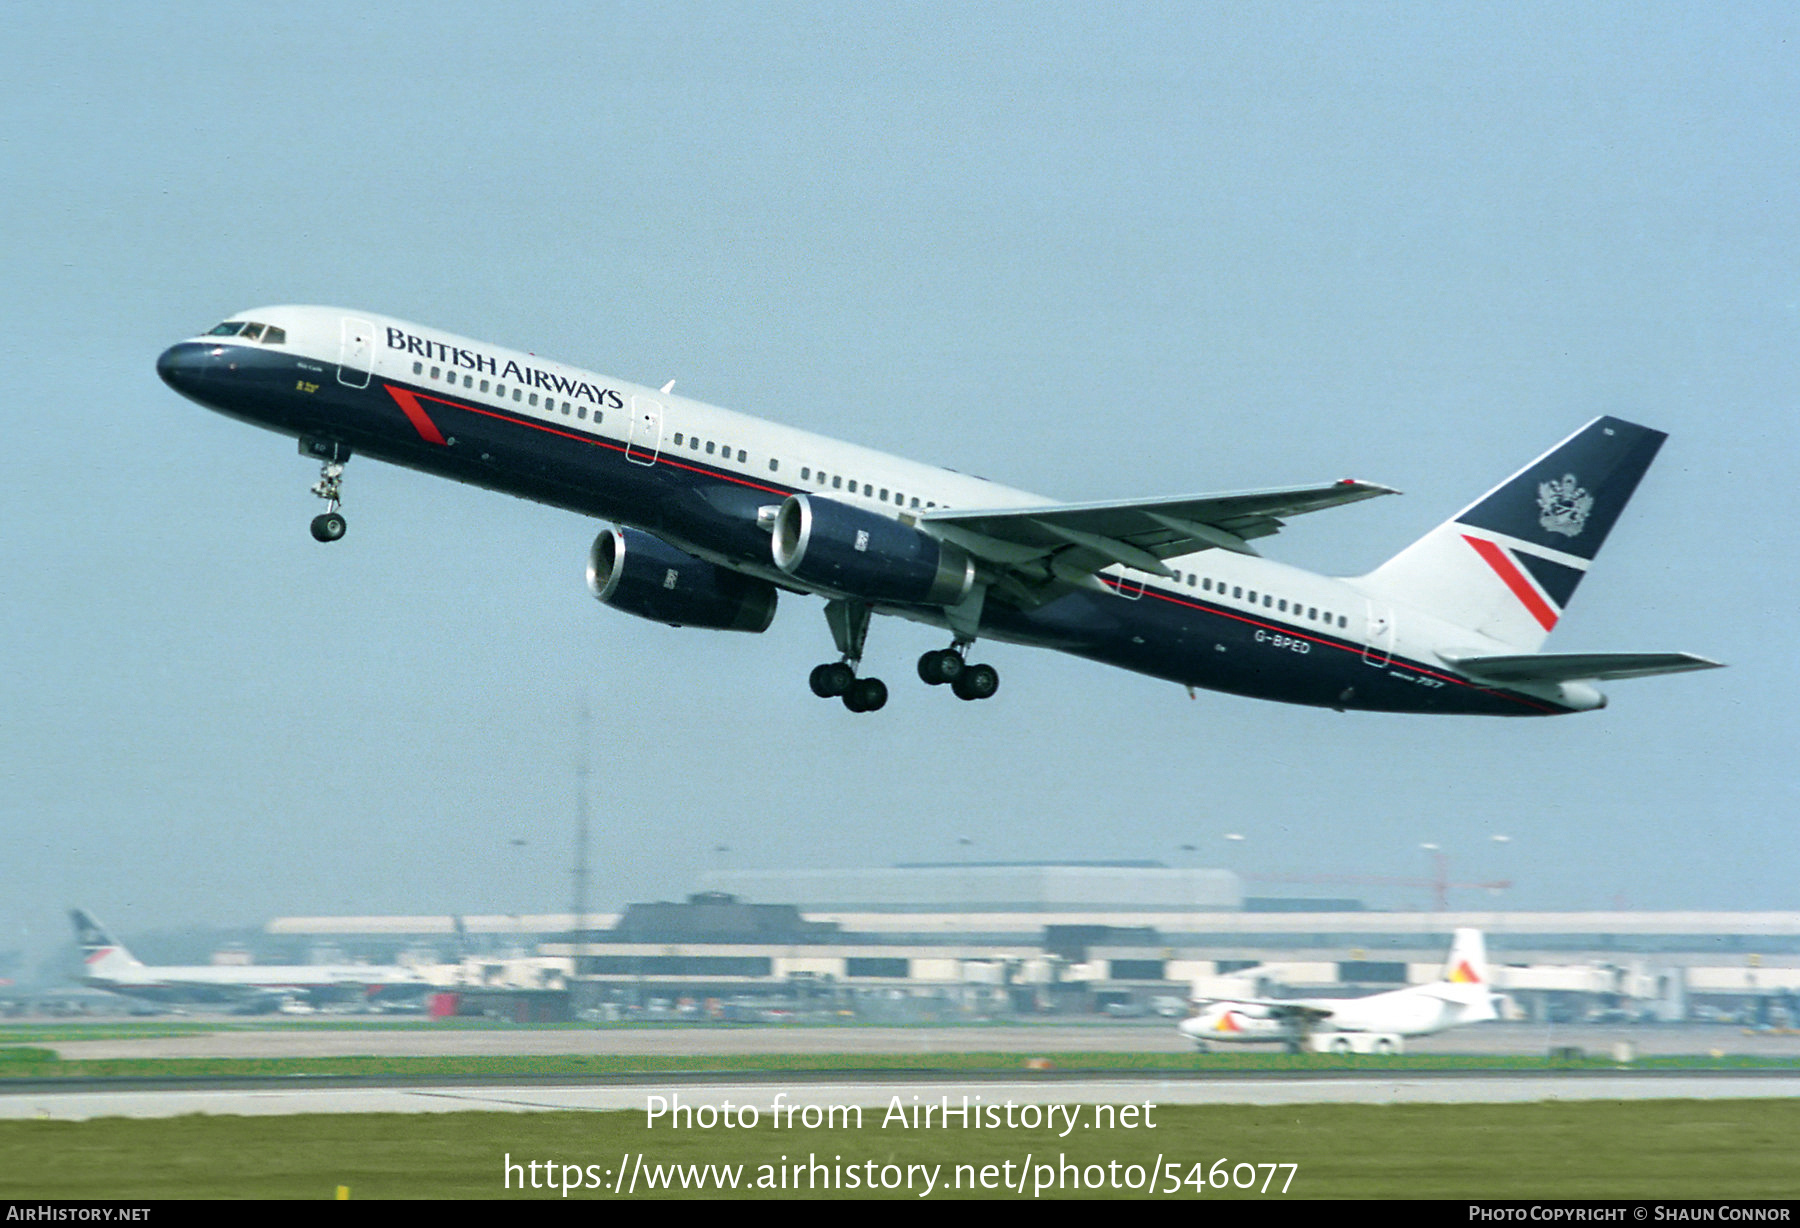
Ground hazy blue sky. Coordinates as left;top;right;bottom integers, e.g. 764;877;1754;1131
2;3;1794;969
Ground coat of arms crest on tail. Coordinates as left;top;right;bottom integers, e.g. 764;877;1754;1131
1537;473;1593;537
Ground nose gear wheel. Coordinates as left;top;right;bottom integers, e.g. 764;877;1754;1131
310;510;347;542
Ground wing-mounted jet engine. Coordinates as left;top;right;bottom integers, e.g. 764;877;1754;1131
588;526;777;632
769;494;1000;710
770;494;974;606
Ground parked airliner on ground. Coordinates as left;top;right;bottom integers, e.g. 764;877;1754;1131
72;910;427;1011
1179;929;1501;1053
157;307;1718;714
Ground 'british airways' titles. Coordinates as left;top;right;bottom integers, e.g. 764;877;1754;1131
386;327;624;409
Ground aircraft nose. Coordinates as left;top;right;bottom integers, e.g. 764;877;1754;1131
156;342;216;396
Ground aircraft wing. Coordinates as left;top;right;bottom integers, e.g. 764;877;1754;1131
1443;652;1724;684
919;481;1398;585
1189;996;1338;1023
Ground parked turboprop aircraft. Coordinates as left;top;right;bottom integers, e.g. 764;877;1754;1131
71;910;427;1011
157;308;1719;714
1179;929;1502;1053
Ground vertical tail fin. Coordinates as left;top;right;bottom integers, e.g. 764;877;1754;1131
70;908;143;976
1438;928;1499;1021
1357;417;1666;651
1443;928;1489;986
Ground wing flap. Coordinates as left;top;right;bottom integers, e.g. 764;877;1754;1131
1445;651;1724;684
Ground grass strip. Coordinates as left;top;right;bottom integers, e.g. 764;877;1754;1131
0;1100;1794;1199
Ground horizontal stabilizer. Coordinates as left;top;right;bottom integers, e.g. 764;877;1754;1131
1419;981;1498;1009
1444;651;1724;684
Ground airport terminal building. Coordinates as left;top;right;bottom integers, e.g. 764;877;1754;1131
261;863;1800;1025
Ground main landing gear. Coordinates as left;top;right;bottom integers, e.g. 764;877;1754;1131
808;602;1001;714
809;661;889;713
302;438;352;543
808;600;888;712
917;644;1000;701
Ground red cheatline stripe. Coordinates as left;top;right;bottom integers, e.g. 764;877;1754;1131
1097;574;1557;713
405;386;794;498
1462;534;1558;632
383;385;448;445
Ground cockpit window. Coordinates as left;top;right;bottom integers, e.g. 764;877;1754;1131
204;320;285;344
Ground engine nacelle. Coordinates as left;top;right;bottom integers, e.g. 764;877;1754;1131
771;494;974;606
587;526;777;632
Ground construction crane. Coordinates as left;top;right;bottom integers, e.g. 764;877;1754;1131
1247;847;1511;911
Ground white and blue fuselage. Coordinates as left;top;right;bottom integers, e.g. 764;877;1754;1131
157;306;1717;716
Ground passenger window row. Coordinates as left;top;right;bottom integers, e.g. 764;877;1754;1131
413;361;604;425
1138;568;1350;630
671;432;749;465
408;361;955;513
796;466;936;510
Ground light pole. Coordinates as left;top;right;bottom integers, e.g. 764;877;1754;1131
1420;843;1448;910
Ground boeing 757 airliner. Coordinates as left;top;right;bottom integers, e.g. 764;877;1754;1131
157;307;1719;715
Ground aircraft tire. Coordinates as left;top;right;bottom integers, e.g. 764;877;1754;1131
844;677;888;713
952;663;999;701
917;649;963;686
310;512;347;542
810;662;854;698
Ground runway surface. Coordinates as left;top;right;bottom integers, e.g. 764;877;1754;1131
4;1073;1798;1120
8;1021;1795;1120
37;1021;1800;1061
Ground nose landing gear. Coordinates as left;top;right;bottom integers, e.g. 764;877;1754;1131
302;438;351;543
